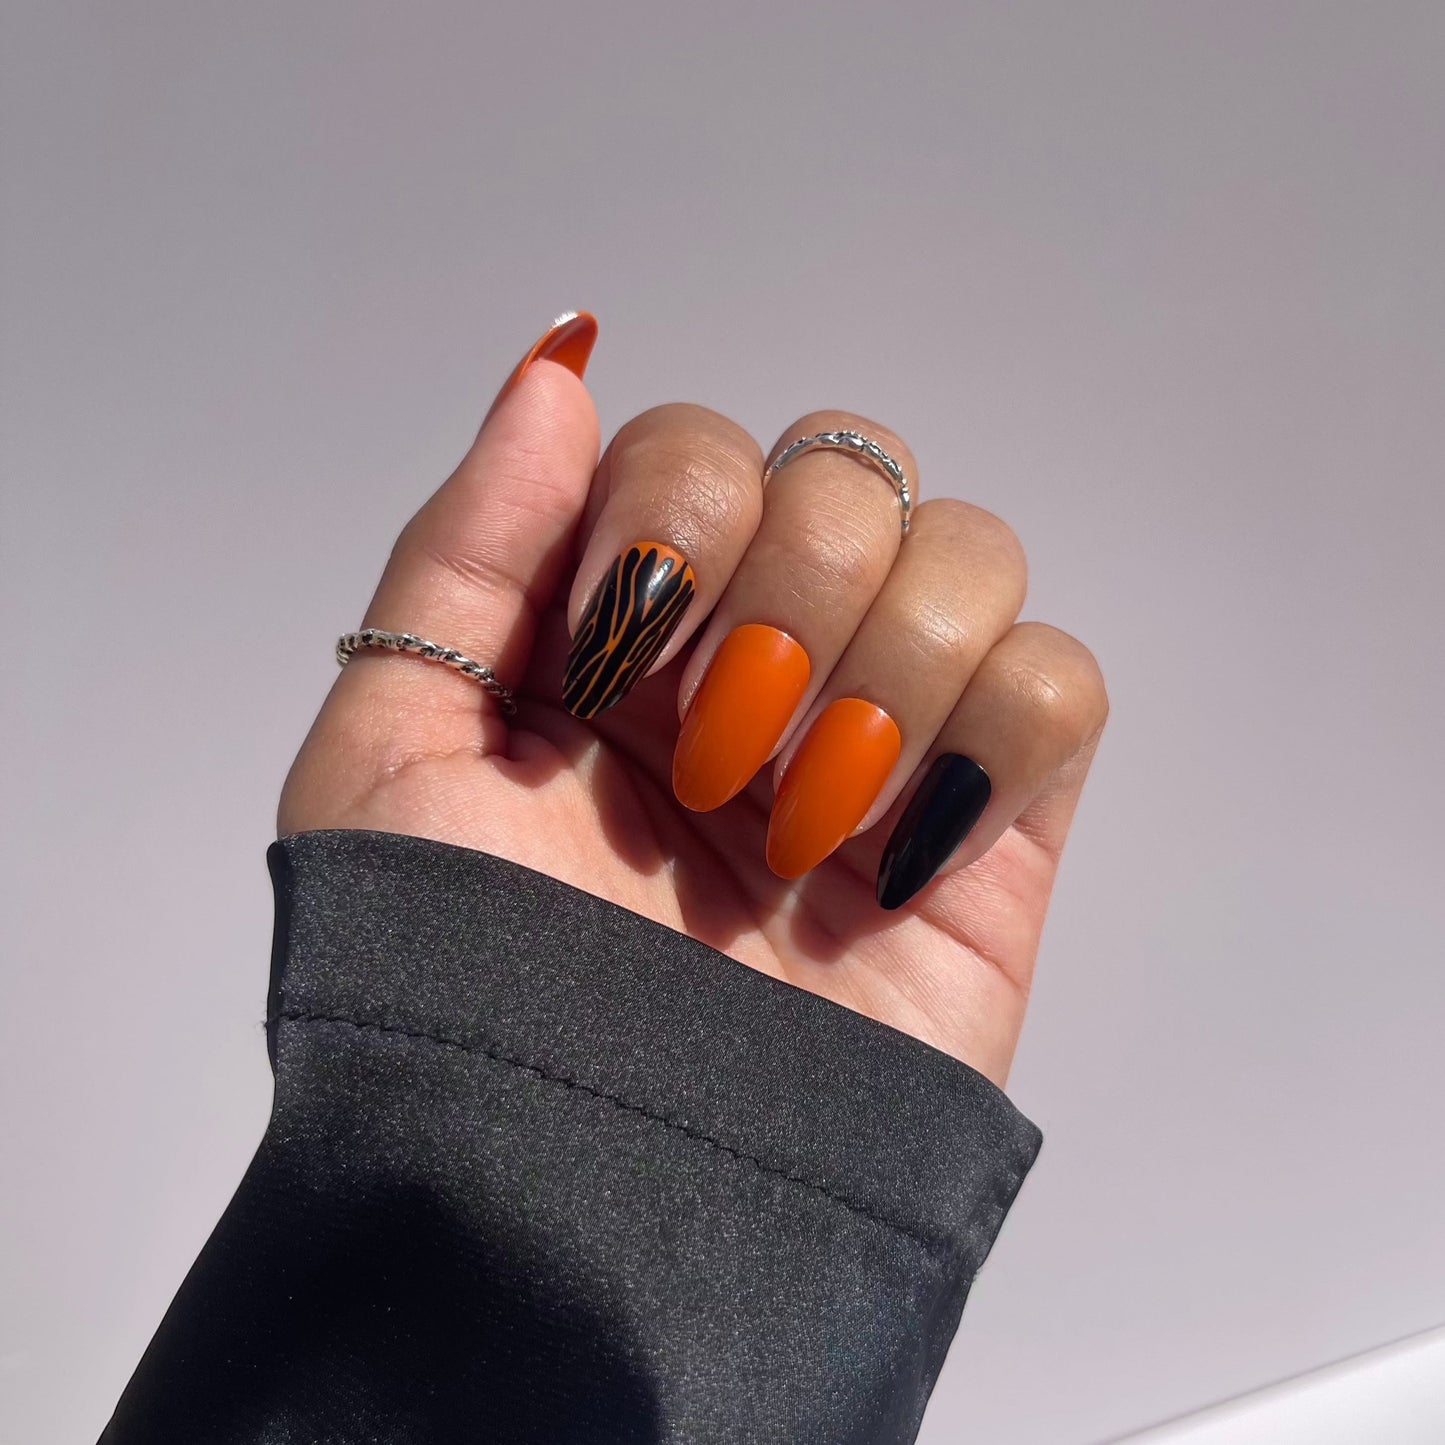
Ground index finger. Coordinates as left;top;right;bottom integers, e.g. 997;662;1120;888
562;404;765;718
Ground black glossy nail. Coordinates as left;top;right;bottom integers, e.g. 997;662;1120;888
563;541;697;718
876;754;992;910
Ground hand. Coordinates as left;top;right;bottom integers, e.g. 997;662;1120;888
278;314;1108;1086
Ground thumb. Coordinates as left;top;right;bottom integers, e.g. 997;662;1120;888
479;309;599;432
348;311;600;732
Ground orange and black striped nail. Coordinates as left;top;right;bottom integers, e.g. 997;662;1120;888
563;542;697;718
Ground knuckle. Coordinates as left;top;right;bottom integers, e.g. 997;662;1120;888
491;427;568;486
610;417;766;550
806;507;890;593
759;517;884;606
502;465;581;525
677;456;762;552
899;596;973;671
914;499;1026;572
974;510;1027;576
1005;623;1110;737
409;530;531;614
617;404;764;477
817;538;880;596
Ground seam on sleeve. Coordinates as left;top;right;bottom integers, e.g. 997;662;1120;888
272;1006;952;1254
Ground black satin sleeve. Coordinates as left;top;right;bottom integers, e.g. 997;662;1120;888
100;828;1042;1445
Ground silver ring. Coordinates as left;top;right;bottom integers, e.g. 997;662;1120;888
761;430;913;535
336;629;516;715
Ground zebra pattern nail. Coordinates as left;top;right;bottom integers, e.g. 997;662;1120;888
563;542;697;717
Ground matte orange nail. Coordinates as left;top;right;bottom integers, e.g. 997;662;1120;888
766;698;901;879
484;310;598;423
673;625;811;813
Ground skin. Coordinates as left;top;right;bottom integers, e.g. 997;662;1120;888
279;351;1108;1088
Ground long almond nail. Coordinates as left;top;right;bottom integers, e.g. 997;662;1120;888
876;754;992;910
564;542;697;718
484;310;598;424
766;698;901;879
673;625;811;812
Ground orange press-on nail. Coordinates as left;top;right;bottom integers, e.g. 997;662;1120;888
673;624;811;813
486;310;598;421
766;698;901;879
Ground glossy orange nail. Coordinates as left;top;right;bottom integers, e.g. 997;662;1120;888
766;698;901;879
484;310;598;423
673;625;811;812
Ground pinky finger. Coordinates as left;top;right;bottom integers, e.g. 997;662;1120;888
875;621;1109;910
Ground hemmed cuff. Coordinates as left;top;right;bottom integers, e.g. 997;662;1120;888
266;828;1042;1267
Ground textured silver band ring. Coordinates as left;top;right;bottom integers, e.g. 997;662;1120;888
761;430;913;535
336;629;517;715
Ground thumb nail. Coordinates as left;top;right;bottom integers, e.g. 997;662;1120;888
483;310;598;425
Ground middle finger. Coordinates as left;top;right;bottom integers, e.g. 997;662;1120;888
672;410;917;813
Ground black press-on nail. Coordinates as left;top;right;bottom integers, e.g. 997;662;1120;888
876;754;992;910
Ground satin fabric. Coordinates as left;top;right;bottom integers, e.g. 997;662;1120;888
101;829;1041;1444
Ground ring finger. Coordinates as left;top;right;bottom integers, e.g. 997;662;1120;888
765;498;1028;878
671;410;917;813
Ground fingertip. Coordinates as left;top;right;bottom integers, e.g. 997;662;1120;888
481;310;600;431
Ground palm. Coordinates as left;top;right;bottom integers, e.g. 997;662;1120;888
280;353;1104;1085
285;608;1050;1083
